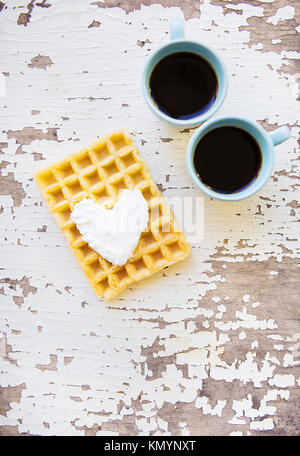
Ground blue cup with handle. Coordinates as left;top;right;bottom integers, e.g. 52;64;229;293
142;18;228;128
186;116;290;201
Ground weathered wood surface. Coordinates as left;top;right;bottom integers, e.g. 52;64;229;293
0;0;299;436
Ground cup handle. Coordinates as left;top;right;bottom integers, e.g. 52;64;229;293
269;126;290;146
170;18;185;41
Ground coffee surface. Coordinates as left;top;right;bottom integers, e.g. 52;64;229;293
193;126;262;194
149;51;218;120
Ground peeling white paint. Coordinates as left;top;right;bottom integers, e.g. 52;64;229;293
272;39;282;44
251;340;259;349
250;418;274;431
268;334;283;341
267;6;295;25
268;374;295;388
195;397;226;417
0;0;299;437
283;353;298;367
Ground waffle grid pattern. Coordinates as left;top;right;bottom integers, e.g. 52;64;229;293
34;130;191;299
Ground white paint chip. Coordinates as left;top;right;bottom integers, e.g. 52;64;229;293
267;335;283;341
0;0;299;438
250;418;274;431
218;304;226;313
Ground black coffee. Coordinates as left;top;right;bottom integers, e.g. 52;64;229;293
149;51;218;120
193;127;262;194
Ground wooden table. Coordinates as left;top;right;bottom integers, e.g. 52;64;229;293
0;0;299;436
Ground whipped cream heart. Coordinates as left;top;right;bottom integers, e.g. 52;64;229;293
70;189;149;266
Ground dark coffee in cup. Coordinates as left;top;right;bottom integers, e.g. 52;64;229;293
149;51;218;120
193;126;262;194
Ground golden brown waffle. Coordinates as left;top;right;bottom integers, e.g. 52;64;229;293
34;130;191;299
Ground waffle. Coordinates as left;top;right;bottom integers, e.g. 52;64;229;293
34;130;191;299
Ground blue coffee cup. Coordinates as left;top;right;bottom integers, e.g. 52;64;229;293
142;18;228;127
186;116;290;201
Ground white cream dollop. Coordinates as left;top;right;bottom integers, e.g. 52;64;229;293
70;189;149;266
